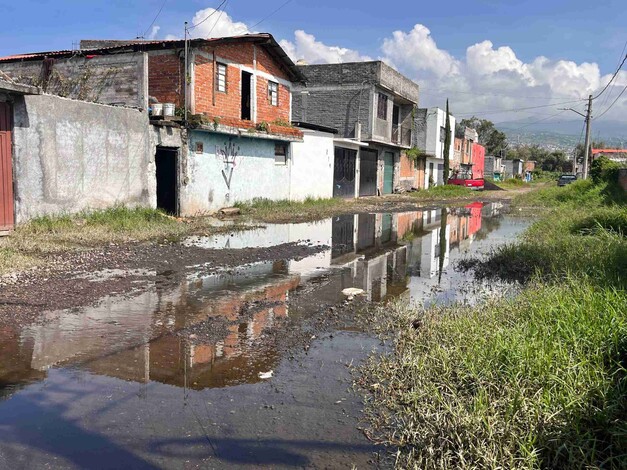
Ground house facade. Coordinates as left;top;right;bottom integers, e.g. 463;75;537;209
484;155;504;180
0;35;347;219
292;61;420;197
414;108;456;188
503;159;523;178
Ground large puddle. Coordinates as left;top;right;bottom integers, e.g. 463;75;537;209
0;202;530;469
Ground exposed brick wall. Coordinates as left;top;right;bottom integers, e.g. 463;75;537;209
256;75;290;123
192;44;291;124
148;52;184;107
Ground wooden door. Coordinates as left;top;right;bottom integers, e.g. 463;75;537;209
0;102;14;232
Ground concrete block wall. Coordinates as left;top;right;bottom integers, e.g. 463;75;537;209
0;53;148;109
379;62;420;104
148;51;184;108
11;94;156;222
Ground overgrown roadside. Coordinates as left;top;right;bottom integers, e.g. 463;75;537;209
356;166;626;468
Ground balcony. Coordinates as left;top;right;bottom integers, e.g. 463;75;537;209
392;124;412;147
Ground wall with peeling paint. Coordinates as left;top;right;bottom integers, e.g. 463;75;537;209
182;130;292;214
12;94;156;222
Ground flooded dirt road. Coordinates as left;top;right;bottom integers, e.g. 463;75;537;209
0;202;530;469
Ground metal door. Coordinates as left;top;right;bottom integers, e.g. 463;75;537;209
0;102;14;232
331;214;355;259
359;149;377;196
333;147;356;198
383;152;394;194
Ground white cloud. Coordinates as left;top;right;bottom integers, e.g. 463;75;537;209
380;25;460;79
147;26;160;40
164;8;249;40
279;30;371;64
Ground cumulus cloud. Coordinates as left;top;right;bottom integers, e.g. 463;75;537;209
279;30;372;64
380;25;460;79
164;8;249;40
147;26;160;40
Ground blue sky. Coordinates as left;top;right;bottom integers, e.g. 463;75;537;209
1;0;624;69
2;0;626;124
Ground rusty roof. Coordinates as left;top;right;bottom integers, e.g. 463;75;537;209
0;34;306;83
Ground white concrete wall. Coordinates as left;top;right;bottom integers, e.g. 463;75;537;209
182;131;291;214
289;129;334;201
423;107;456;189
11;95;156;223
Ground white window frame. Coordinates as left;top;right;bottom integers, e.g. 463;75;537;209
268;81;279;106
274;143;288;165
216;63;227;93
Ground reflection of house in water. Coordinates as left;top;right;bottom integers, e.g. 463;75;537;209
0;203;505;396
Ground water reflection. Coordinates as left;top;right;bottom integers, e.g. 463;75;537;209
0;202;519;395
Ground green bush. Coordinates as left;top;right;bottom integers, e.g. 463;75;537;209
590;155;621;185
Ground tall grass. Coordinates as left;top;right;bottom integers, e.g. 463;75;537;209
361;279;627;469
234;196;344;222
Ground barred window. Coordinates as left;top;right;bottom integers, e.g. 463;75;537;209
216;63;227;93
275;143;288;165
377;93;388;120
268;81;279;106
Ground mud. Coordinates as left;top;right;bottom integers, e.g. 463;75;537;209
0;240;324;325
0;202;531;469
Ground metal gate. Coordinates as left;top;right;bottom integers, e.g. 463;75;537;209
359;149;377;196
331;214;355;259
0;102;14;232
333;147;356;198
383;152;394;194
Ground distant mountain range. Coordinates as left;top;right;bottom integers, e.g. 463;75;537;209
496;118;627;150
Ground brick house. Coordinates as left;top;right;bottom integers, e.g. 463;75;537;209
292;61;420;197
0;35;341;215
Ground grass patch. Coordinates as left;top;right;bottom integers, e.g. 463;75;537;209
360;177;627;468
234;197;345;222
497;178;526;190
0;206;247;275
360;279;627;469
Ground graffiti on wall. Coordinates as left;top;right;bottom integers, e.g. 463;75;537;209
216;140;241;192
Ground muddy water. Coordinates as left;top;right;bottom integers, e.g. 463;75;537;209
0;202;530;469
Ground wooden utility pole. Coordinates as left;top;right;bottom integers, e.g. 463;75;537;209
582;94;592;180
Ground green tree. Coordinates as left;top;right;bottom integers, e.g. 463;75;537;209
459;116;508;155
443;100;451;182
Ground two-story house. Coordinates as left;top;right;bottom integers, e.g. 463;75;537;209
292;61;419;197
414;108;456;188
0;34;339;215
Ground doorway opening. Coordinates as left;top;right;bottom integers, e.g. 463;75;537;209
241;71;252;121
155;147;178;215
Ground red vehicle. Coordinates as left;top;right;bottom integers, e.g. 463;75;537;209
448;169;484;190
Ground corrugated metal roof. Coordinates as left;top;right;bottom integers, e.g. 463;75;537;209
0;34;305;82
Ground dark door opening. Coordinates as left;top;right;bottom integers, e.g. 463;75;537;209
359;149;377;196
333;147;356;198
241;71;252;121
155;147;178;215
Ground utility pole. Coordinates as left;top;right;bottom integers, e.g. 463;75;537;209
560;94;593;178
184;22;189;123
582;94;592;180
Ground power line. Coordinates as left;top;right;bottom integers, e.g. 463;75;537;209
142;0;167;39
249;0;294;30
454;99;585;117
188;0;228;31
594;83;627;120
506;109;569;132
592;52;627;100
421;88;572;101
206;0;229;37
598;39;627;110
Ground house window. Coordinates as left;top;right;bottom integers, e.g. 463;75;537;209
275;143;288;165
216;63;227;93
440;126;446;143
377;93;388;120
268;81;279;106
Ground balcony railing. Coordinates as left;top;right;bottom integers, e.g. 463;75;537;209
392;124;412;147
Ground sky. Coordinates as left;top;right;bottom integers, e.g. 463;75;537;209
1;0;626;127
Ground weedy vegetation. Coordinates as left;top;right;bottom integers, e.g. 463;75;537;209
359;164;627;468
0;206;248;275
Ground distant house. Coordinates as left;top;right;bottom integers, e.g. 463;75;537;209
452;127;482;180
503;159;523;178
484;155;504;180
292;61;420;196
414;108;456;188
591;149;627;165
524;160;536;173
0;34;348;217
